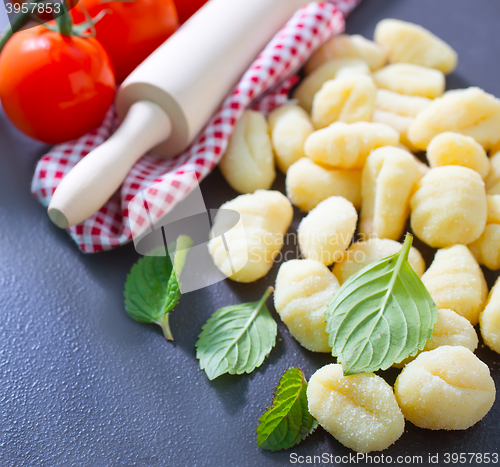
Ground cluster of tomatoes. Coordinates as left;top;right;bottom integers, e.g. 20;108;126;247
0;0;208;144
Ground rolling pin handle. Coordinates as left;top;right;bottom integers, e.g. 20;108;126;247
47;101;172;229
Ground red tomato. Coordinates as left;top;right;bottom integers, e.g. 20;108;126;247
72;0;178;83
173;0;209;24
0;25;116;144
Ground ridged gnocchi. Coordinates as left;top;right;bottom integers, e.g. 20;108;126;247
311;74;377;129
373;63;445;99
394;308;478;368
294;58;371;113
426;132;490;178
268;105;314;173
408;87;500;150
395;346;495;430
208;190;292;283
360;146;422;240
218;110;275;194
286;157;361;212
410;166;487;248
372;89;431;150
305;34;387;74
298;196;357;266
374;19;457;74
274;259;339;353
304;122;400;169
469;195;500;270
307;364;405;453
480;277;500;354
421;245;488;325
332;237;426;284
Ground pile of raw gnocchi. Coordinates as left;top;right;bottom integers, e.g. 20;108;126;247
208;19;500;453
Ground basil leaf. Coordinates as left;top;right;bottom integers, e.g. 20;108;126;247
326;234;438;376
124;235;192;340
196;287;277;380
257;367;317;451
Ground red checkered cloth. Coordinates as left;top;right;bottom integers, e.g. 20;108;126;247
31;0;362;253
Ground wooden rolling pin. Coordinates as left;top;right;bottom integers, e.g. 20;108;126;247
48;0;310;229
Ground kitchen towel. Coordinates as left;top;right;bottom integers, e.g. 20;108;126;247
31;0;362;253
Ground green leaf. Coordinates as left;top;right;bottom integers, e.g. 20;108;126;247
124;236;192;340
257;367;318;451
196;287;277;380
326;234;438;376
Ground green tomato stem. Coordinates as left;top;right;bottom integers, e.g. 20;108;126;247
56;1;73;36
0;1;43;52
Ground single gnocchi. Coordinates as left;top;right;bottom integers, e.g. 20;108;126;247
372;89;431;150
410;166;487;248
373;63;445;99
332;237;425;285
307;364;405;453
374;19;457;74
274;259;339;353
394;308;478;368
421;245;488;325
286;157;361;212
218;110;275;194
360;146;422;240
485;150;500;194
426;132;490;179
480;277;500;354
311;74;377;129
408;87;500;150
294;58;371;113
305;34;387;74
268;105;314;173
395;346;496;430
208;190;292;283
304;122;400;170
298;196;357;266
469;195;500;270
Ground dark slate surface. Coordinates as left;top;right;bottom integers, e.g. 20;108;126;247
1;0;500;466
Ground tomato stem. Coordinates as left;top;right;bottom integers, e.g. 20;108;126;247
56;1;73;36
0;1;45;52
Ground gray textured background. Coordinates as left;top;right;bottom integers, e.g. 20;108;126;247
1;0;500;466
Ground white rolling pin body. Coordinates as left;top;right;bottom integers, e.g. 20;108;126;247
48;0;310;229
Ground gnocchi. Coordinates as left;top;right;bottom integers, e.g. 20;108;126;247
286;157;361;212
421;244;488;326
307;364;405;453
394;308;478;368
485;150;500;194
311;74;377;128
408;87;500;150
208;190;292;283
332;237;426;285
360;146;422;240
426;132;490;179
469;195;500;270
274;259;339;353
305;34;387;74
480;277;500;354
268;105;314;173
373;63;445;99
218;110;275;194
298;196;357;266
395;346;496;430
410;166;487;248
294;58;370;113
374;19;457;74
304;122;400;170
372;89;431;150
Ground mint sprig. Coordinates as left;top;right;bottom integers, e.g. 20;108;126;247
257;367;317;451
326;234;438;375
196;287;277;380
124;235;192;340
